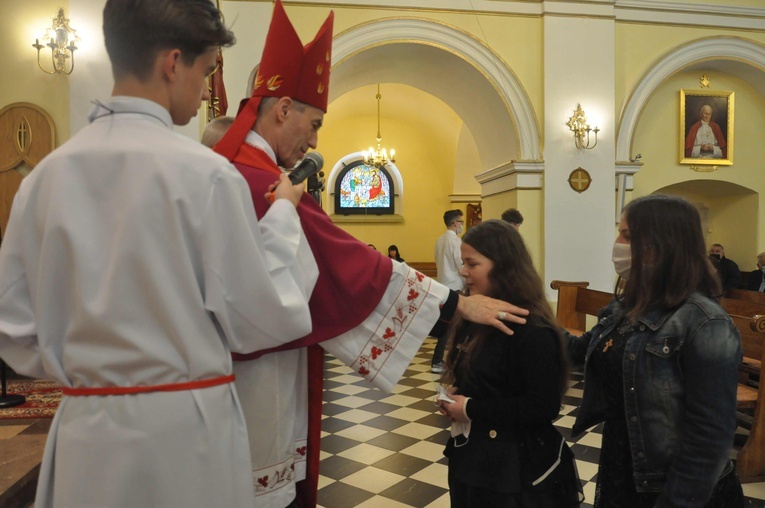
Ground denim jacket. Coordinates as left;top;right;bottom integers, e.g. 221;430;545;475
568;293;742;507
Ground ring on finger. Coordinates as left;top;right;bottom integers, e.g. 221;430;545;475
497;311;507;320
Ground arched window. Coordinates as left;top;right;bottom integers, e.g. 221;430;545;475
334;160;395;215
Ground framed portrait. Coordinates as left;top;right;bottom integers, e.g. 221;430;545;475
680;89;734;166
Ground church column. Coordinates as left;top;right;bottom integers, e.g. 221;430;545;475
543;2;617;295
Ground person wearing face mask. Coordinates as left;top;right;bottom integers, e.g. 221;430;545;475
432;209;467;373
709;243;741;293
567;195;744;507
744;252;765;292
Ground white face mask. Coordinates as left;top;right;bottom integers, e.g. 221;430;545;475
612;242;631;280
455;223;463;235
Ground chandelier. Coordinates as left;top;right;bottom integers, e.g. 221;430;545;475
362;84;396;168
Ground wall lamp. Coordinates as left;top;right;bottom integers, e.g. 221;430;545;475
33;9;79;75
566;103;600;150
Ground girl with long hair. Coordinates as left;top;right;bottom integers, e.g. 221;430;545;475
569;194;744;506
437;220;582;507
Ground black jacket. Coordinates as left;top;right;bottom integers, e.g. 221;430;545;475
745;269;765;292
444;323;568;492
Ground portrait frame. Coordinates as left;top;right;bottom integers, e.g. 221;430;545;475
679;89;734;166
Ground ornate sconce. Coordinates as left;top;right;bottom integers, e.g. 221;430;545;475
566;103;599;150
32;9;79;75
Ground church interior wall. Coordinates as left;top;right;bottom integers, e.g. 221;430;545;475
4;0;765;283
654;182;758;271
1;0;72;146
453;125;483;196
542;14;617;294
320;84;460;261
481;188;544;276
631;68;765;263
658;0;765;7
615;25;765;113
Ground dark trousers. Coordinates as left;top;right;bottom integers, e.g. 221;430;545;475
432;329;448;367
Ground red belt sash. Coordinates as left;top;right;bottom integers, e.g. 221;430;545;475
61;374;235;396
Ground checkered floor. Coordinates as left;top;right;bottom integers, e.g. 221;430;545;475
317;337;765;508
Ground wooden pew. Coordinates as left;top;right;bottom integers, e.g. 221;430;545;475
721;294;762;388
728;288;765;307
407;262;437;280
550;280;765;483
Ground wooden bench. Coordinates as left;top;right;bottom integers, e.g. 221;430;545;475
721;293;763;377
550;280;765;483
728;288;765;307
407;262;437;280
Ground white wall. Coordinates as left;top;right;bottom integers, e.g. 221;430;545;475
543;14;618;295
70;0;206;141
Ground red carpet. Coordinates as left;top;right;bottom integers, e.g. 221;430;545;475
0;379;61;420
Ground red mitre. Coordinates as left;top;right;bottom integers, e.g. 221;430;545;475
214;0;334;162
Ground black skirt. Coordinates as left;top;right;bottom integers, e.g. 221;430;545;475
448;442;583;508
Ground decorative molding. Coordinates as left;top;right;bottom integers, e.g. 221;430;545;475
448;193;481;203
615;0;765;30
231;0;765;29
330;214;404;223
616;37;765;164
614;161;642;222
614;161;642;190
475;160;544;197
332;18;541;161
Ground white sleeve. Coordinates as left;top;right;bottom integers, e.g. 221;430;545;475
201;173;318;353
0;195;46;379
450;237;463;274
322;262;450;393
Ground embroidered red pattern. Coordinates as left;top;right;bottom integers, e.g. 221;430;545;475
253;457;295;496
353;268;430;378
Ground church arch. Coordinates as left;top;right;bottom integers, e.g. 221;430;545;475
617;37;765;162
329;17;541;167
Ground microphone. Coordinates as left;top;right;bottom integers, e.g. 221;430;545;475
267;152;324;203
288;152;324;185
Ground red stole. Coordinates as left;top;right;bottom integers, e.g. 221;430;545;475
232;144;392;508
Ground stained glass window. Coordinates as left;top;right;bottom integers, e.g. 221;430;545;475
334;161;395;215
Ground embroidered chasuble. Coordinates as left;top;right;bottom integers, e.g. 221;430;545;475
231;140;451;508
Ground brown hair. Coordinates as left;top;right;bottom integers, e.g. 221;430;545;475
441;220;569;396
500;208;524;225
618;194;721;320
104;0;235;81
